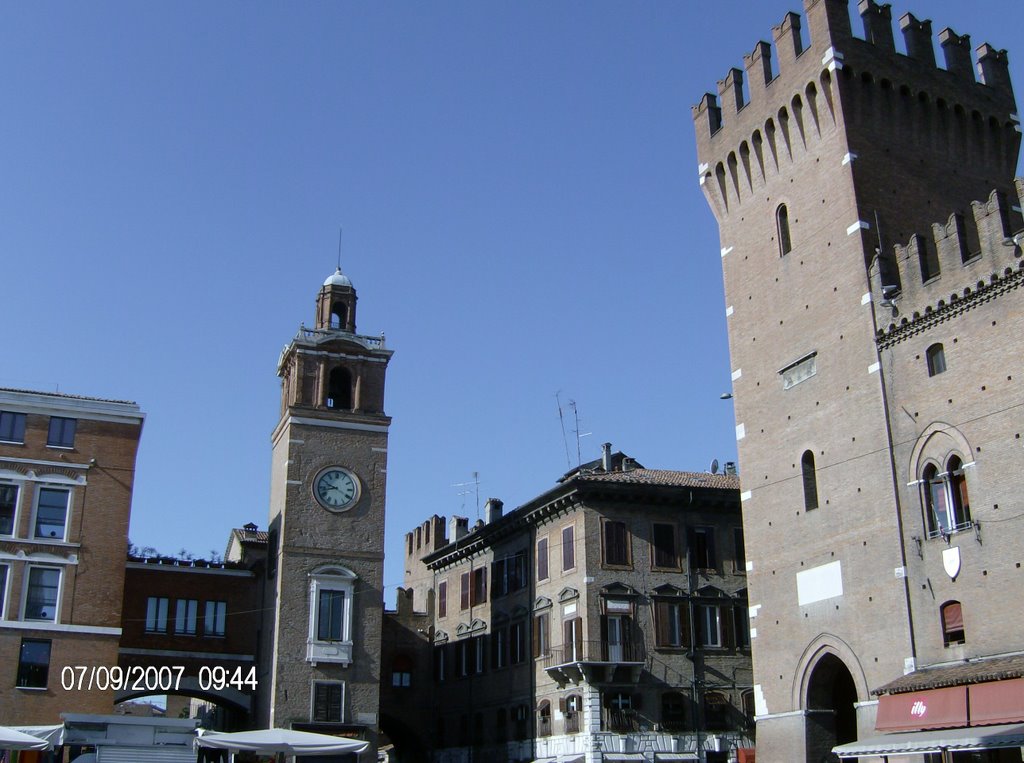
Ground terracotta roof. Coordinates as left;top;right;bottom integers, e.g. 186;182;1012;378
574;468;740;491
234;527;269;545
876;653;1024;695
0;387;137;405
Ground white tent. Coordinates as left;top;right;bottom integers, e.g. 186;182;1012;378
0;725;53;751
196;728;368;761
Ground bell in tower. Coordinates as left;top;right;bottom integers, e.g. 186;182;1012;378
316;267;357;332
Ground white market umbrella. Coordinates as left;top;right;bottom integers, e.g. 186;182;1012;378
197;727;368;761
0;725;53;751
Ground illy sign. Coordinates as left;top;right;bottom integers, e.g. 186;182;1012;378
910;700;927;718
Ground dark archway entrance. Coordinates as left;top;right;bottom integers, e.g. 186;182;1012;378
805;653;858;763
379;712;429;763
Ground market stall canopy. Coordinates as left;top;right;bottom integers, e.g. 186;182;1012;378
833;722;1024;758
0;726;53;751
10;725;65;747
196;728;368;755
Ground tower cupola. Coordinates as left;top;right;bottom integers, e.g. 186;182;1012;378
316;267;357;332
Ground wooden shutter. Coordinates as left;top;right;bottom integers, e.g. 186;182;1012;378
532;616;541;658
461;573;470;610
680;603;692;648
600;615;609;660
537;538;549;580
721;604;735;648
655;602;670;646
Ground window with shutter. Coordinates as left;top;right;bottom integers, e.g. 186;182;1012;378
652;523;678;569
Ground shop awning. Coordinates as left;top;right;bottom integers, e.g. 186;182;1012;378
603;755;647;762
833;722;1024;758
875;685;967;731
653;754;699;762
970;677;1024;726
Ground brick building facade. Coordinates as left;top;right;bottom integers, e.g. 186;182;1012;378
0;388;144;724
694;0;1022;760
394;447;752;763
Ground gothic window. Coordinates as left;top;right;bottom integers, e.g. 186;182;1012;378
777;204;792;256
923;456;972;537
941;600;965;646
801;450;819;511
326;367;352;410
926;343;946;376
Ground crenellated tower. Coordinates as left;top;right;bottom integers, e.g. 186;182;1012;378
260;266;393;751
693;2;1021;761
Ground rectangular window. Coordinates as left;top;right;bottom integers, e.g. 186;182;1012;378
698;605;722;647
34;487;70;541
492;558;507;598
652;523;678;569
24;567;60;621
734;528;746;572
562;525;575;571
175;599;198;635
689;527;716;571
474;635;486;674
0;411;26;444
0;564;8;618
434;644;447;683
492;551;527;597
460;572;470;610
47;417;76;448
312;681;344;722
537;537;549;581
655;601;689;648
204;601;227;637
510;621;526;664
734;605;750;648
603;520;630;567
0;483;17;536
317;589;345;641
438;580;448;618
471;567;487;606
563;616;583;661
17;639;52;689
491;627;507;669
533;612;550;658
145;596;169;632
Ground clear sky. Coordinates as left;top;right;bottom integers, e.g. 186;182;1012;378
2;1;1021;603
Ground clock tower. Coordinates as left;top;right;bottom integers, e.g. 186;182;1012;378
261;267;392;748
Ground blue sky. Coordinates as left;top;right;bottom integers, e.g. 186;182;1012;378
2;1;1021;602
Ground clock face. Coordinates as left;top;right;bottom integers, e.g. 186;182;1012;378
312;466;360;512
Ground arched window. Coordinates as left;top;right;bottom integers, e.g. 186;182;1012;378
564;694;581;734
926;343;946;376
330;302;347;330
537;700;552;737
801;450;819;511
741;690;756;728
924;456;972;537
941;600;965;646
662;691;686;731
326;367;352;410
777;204;792;256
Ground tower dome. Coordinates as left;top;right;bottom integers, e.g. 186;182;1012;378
323;267;353;288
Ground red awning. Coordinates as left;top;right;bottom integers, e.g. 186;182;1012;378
970;678;1024;726
876;686;968;732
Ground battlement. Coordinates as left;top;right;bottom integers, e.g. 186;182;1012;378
693;0;1019;209
870;178;1024;346
404;514;448;560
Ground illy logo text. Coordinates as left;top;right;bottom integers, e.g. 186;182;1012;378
910;701;927;717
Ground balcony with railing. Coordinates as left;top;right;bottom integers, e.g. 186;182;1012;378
291;325;387;351
542;640;646;687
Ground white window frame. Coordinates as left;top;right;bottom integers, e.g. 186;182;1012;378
0;480;21;538
175;598;198;635
146;596;169;633
22;566;62;622
699;605;722;648
307;566;356;665
310;680;346;723
205;600;227;636
31;484;72;542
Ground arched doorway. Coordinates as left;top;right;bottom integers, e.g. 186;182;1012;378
805;653;858;763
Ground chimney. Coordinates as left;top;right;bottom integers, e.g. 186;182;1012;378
602;442;613;472
449;516;469;542
622;458;636;473
485;498;504;524
724;462;738;476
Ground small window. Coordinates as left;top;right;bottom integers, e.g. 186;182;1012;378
471;567;487;606
34;487;70;540
652;523;678;569
146;596;169;632
24;567;61;621
777;204;792;256
533;612;550;658
0;411;26;443
801;450;819;511
0;483;18;536
17;638;52;689
689;527;716;570
941;600;965;646
175;599;198;635
47;417;76;448
603;520;630;567
312;681;344;722
326;367;352;410
562;525;575;571
538;700;552;737
537;537;549;581
437;580;448;618
204;601;227;637
391;654;413;687
926;343;946;376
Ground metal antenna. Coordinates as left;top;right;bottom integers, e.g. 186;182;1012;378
571;400;582;468
556;391;571;468
337;227;343;271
